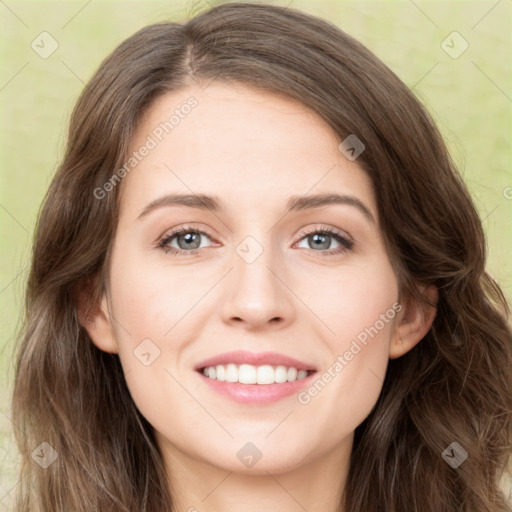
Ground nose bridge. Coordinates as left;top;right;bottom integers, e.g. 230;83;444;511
220;232;295;327
234;233;281;300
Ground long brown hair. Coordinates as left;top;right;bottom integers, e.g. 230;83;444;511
11;2;512;511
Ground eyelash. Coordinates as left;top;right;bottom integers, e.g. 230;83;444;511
156;224;354;257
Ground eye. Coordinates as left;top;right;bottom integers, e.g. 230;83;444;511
156;224;353;257
157;226;216;255
294;226;353;256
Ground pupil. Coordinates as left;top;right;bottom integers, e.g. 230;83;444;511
311;233;330;250
179;232;201;250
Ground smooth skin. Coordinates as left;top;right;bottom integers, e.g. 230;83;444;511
79;81;437;512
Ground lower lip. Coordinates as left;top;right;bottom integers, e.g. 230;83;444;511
196;370;316;405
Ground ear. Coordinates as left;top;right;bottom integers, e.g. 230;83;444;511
75;277;118;354
389;284;438;359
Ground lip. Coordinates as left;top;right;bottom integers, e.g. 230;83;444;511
194;350;316;372
194;350;317;405
196;370;317;405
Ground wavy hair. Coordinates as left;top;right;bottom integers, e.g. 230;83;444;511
11;2;512;511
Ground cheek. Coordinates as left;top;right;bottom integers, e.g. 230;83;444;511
303;256;399;346
106;251;220;414
294;260;398;423
108;248;212;341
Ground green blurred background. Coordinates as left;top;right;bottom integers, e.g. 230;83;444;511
1;0;511;507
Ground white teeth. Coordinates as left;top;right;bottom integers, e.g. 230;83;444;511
257;365;274;385
275;365;288;383
239;364;257;384
297;369;308;380
216;365;226;381
201;363;312;384
225;363;238;383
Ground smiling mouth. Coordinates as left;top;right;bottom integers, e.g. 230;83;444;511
197;363;316;385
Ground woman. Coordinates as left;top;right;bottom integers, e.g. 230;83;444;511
11;2;512;511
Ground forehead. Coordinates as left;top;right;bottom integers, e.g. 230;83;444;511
118;82;376;223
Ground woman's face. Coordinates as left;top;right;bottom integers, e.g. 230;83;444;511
89;82;407;475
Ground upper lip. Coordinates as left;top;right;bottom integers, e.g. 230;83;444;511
195;350;316;372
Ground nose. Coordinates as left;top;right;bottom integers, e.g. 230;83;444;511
219;240;296;331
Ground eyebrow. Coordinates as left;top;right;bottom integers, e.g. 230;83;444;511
136;192;375;224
